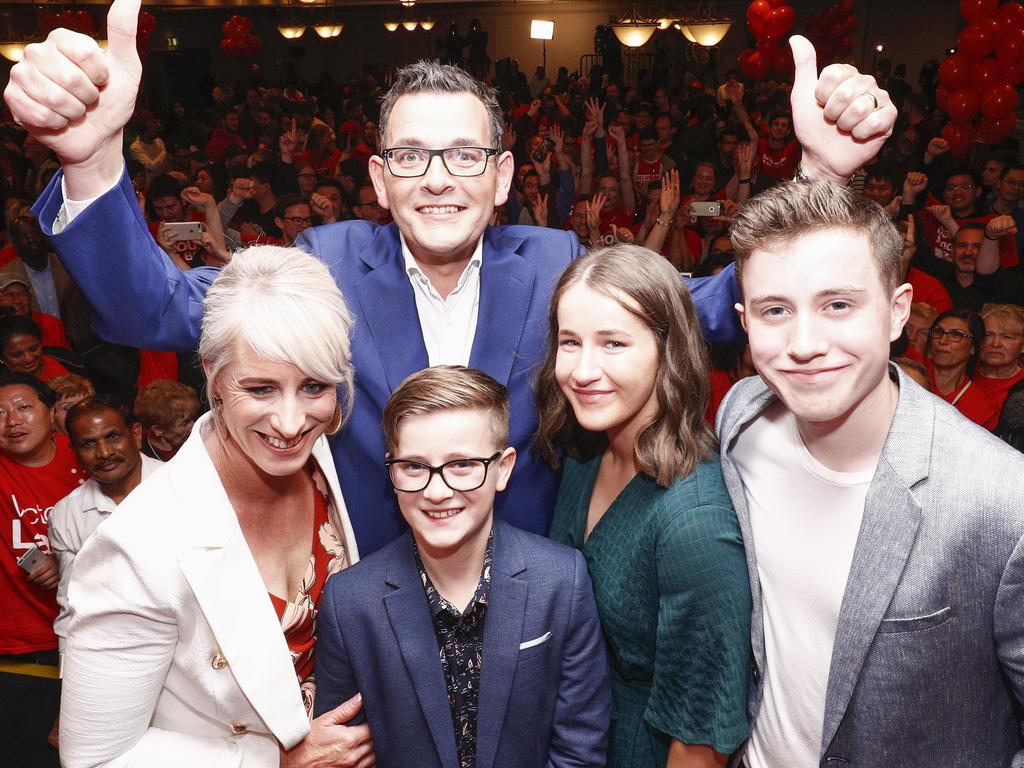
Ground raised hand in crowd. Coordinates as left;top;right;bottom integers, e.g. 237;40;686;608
924;137;950;164
279;118;300;163
528;98;542;118
659;169;682;221
925;203;958;235
902;171;928;205
586;191;606;244
789;35;898;185
197;231;231;268
532;152;551;186
531;193;549;227
181;186;216;211
986;214;1019;241
310;192;338;224
585;98;606;137
227;176;257;205
4;0;142;199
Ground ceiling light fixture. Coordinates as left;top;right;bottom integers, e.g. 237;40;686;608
609;7;658;48
314;23;343;37
384;21;399;31
277;24;307;38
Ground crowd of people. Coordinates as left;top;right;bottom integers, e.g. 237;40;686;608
0;0;1023;765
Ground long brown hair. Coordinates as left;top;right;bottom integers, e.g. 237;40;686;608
533;245;715;486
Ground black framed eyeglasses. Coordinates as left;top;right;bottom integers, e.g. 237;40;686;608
384;452;502;493
929;327;973;343
381;146;499;178
283;216;313;225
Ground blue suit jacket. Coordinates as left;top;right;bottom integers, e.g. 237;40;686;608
35;170;743;555
313;519;612;768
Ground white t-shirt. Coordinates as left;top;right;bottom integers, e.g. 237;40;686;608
732;401;874;768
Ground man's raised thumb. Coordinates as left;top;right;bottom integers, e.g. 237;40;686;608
104;0;141;63
789;35;820;106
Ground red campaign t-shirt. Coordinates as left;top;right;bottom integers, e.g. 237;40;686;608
916;206;1020;269
927;362;1000;430
757;139;801;182
33;312;70;350
137;350;179;390
906;267;953;314
599;205;636;237
634;158;667;190
0;435;85;654
38;356;70;383
973;368;1024;416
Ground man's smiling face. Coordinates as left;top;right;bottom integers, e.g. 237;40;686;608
369;92;513;266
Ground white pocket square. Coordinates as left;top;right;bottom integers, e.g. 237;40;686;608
519;631;552;650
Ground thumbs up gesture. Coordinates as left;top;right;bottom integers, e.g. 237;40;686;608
789;35;897;185
4;0;142;199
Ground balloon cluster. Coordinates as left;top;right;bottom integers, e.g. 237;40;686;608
739;0;796;81
220;15;262;59
805;0;856;64
938;0;1024;155
137;10;156;60
39;9;96;35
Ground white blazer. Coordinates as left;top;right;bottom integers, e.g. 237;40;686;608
59;414;360;768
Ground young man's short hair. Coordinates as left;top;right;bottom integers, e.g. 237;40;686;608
382;366;510;455
730;178;905;294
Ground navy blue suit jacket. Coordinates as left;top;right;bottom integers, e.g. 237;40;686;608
314;519;612;768
35;170;743;555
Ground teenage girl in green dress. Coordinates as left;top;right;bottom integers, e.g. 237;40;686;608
535;244;752;768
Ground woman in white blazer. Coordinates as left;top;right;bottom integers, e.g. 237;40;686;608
59;246;373;767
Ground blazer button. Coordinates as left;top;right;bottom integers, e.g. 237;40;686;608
230;721;248;735
211;653;228;670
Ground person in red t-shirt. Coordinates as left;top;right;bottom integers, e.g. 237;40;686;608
0;372;84;764
927;309;999;430
0;275;71;350
975;304;1024;417
755;112;801;191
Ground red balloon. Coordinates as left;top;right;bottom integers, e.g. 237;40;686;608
947;87;981;124
839;0;855;12
960;0;999;23
959;23;997;58
973;56;1005;91
942;121;977;157
764;5;796;39
771;44;795;76
939;53;974;90
739;49;771;80
936;84;953;111
757;34;779;51
747;0;771;37
979;114;1016;143
1005;60;1024;85
997;26;1024;66
766;0;789;7
138;11;156;35
982;81;1018;118
997;2;1024;29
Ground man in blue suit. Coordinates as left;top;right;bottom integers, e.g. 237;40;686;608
314;366;610;767
6;0;896;555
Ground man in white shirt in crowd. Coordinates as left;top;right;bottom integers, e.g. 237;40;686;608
49;394;160;654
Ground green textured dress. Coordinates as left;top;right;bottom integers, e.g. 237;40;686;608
550;455;751;767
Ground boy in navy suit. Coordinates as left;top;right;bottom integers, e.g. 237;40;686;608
315;366;610;768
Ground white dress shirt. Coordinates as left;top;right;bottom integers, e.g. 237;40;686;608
401;232;482;367
50;454;162;649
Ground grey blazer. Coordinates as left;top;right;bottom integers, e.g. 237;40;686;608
717;365;1024;768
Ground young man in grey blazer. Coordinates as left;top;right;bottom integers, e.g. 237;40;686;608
719;177;1024;767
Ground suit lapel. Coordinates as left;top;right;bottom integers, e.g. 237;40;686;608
353;226;429;391
171;416;309;747
384;537;459;768
475;521;528;768
820;367;931;755
469;230;536;387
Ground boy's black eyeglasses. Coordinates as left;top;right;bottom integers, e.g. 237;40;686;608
384;452;503;493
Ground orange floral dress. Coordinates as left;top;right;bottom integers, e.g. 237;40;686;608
269;469;350;717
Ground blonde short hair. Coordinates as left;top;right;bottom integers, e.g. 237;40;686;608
981;303;1024;332
198;245;355;420
382;366;509;455
48;374;94;401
